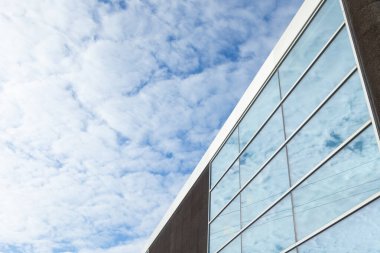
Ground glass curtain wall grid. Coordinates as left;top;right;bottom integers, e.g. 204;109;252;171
208;0;380;253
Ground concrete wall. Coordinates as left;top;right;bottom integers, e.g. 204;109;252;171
148;166;209;253
342;0;380;135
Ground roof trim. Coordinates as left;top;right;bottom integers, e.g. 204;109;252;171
141;0;323;252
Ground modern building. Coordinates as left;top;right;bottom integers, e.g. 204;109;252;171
142;0;380;252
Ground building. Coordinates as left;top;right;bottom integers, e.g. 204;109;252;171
142;0;380;252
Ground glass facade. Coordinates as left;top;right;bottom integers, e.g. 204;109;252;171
208;1;380;253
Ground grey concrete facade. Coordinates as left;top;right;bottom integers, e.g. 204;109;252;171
342;0;380;136
148;166;209;253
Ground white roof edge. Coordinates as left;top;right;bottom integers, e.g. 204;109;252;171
141;0;323;252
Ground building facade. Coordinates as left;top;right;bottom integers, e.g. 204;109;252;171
143;0;380;252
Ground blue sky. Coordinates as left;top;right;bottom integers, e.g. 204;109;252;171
0;0;302;252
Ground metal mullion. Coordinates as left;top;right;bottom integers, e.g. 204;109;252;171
280;191;380;253
278;71;299;252
215;121;372;253
207;163;211;253
208;67;357;225
237;121;243;252
209;21;346;193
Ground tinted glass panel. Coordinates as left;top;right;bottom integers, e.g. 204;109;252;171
239;73;281;148
209;198;241;253
292;126;380;239
240;110;284;186
297;198;380;253
241;196;296;253
282;27;356;137
279;0;343;95
241;149;290;227
287;72;370;184
211;129;239;188
210;161;240;220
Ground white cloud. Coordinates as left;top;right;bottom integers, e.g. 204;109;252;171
0;0;302;252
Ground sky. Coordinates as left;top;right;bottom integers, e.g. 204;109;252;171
0;0;302;252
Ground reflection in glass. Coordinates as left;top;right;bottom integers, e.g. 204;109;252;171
282;27;356;137
297;197;380;253
239;73;281;148
241;149;290;227
287;72;370;184
211;129;239;188
219;235;241;253
292;126;380;239
279;0;344;95
239;110;284;186
241;196;296;253
209;198;241;253
210;161;240;220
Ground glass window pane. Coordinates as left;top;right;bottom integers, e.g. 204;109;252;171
287;72;370;184
292;126;380;239
211;129;239;188
240;110;285;186
241;149;290;227
219;235;241;253
209;198;241;253
210;161;240;220
279;0;344;95
297;197;380;253
241;195;296;253
239;73;281;148
282;27;356;137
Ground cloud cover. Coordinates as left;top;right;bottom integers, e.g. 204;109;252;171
0;0;301;252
